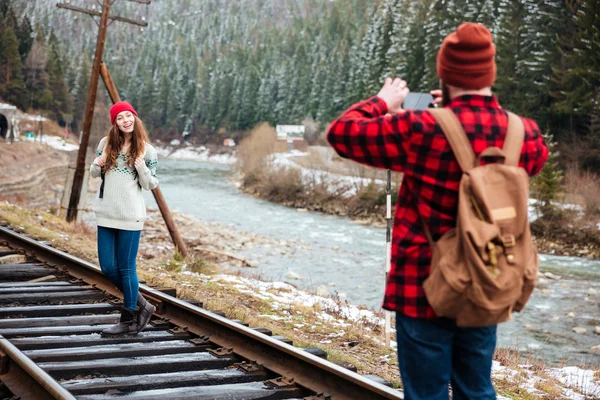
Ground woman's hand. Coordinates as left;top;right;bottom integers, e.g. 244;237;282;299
134;157;146;170
94;156;105;167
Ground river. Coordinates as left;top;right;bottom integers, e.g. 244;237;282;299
145;159;600;367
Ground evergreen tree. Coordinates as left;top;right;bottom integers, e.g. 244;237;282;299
397;0;429;90
8;0;598;162
0;27;26;108
495;0;529;114
532;132;563;219
16;15;33;59
552;0;600;137
47;31;71;122
24;33;51;111
71;55;90;133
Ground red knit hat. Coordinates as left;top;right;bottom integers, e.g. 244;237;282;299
437;22;496;90
109;101;138;125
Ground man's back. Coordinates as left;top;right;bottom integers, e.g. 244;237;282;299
326;94;548;318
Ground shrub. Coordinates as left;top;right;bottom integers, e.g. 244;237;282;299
237;122;277;186
565;166;600;217
259;167;305;203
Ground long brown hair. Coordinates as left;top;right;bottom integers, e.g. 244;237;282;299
103;117;149;171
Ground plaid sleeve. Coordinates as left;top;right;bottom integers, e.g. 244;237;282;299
520;118;549;176
326;96;413;172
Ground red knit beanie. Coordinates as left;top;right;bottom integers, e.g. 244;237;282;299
437;22;496;90
110;101;138;125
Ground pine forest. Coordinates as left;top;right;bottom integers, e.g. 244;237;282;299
1;0;599;168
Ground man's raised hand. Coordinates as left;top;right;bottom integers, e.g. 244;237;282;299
377;77;410;113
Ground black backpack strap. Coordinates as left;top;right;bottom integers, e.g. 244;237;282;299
99;168;105;198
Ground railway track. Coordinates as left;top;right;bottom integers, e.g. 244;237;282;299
0;225;402;400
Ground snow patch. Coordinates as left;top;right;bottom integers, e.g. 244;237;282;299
39;135;79;151
547;366;600;399
492;361;600;399
268;152;385;197
211;273;385;329
156;145;236;165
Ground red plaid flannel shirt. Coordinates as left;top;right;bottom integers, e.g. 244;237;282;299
327;95;549;318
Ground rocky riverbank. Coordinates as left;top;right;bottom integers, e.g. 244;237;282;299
532;219;600;259
240;179;600;261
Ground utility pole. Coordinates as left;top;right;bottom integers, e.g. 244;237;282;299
57;0;149;222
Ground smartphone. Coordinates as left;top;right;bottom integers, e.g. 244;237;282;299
403;93;434;110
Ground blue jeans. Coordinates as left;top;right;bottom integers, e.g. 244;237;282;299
97;226;141;310
396;313;497;400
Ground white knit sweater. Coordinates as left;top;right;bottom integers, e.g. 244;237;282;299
90;137;159;231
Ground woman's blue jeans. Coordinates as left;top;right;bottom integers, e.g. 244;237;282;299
97;226;141;310
396;313;497;400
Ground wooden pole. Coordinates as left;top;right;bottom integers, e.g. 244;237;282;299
66;0;111;222
99;63;121;103
99;63;188;258
151;187;188;258
56;3;148;27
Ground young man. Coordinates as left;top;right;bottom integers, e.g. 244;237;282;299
327;23;548;399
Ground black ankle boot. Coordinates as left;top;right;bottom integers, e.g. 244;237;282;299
101;307;139;336
136;293;156;333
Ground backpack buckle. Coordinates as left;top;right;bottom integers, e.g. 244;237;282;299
501;234;516;248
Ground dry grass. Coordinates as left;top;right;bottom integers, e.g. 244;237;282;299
255;167;305;203
565;165;600;217
2;202;597;399
0;202;97;262
236;122;279;186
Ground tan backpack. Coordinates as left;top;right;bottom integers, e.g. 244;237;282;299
422;108;539;327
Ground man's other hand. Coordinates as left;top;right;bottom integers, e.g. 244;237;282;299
377;77;410;113
430;89;443;106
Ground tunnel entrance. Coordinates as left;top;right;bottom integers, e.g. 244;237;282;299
0;113;8;138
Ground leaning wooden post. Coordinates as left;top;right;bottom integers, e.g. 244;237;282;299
99;63;121;103
100;62;188;258
151;187;188;258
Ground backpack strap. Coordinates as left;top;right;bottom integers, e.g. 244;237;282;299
503;112;525;167
416;108;477;246
428;108;476;172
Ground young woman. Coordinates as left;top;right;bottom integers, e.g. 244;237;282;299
90;101;158;336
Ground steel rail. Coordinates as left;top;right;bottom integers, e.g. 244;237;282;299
0;334;76;400
0;225;402;399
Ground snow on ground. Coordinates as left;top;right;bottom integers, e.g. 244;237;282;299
155;145;236;165
178;269;396;348
39;134;79;151
212;272;383;326
528;198;584;221
176;268;599;399
272;152;595;228
547;367;600;399
493;361;600;399
269;151;386;197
